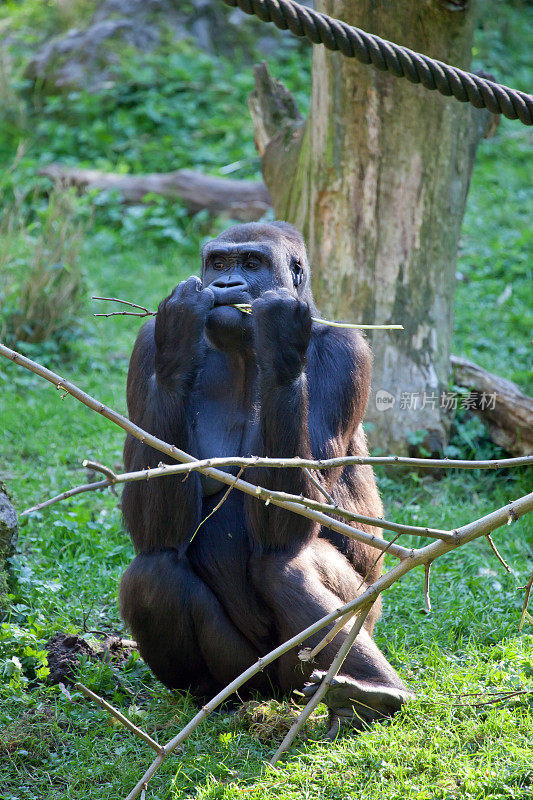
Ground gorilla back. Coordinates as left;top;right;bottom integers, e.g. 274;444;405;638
120;221;412;734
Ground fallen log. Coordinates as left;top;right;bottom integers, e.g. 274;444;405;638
38;164;271;223
451;355;533;456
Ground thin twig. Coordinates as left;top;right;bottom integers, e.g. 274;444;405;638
92;296;155;316
301;611;356;662
94;310;154;318
74;683;164;755
92;295;403;330
232;302;403;329
424;562;432;613
519;569;533;632
357;534;403;591
468;689;529;708
189;467;244;542
304;467;334;504
22;478;112;514
420;689;531;707
485;533;512;573
83;459;117;482
270;603;373;765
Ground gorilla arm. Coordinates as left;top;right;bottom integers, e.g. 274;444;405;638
122;277;213;553
246;289;370;549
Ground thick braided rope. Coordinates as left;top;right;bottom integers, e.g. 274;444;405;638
222;0;533;125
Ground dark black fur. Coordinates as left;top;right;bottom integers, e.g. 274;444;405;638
120;222;412;731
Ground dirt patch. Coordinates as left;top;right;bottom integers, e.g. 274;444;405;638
45;632;95;685
45;632;137;685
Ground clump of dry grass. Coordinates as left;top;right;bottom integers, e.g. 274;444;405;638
0;187;87;345
0;47;27;132
234;699;299;743
233;698;325;744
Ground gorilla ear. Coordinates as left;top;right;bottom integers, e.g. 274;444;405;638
291;258;303;288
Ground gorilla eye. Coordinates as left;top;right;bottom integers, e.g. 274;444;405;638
244;259;260;270
213;261;227;271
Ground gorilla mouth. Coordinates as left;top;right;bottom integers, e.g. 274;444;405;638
210;287;252;307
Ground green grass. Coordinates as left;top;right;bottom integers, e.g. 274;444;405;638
0;1;532;798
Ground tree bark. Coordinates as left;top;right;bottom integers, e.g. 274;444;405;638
38;164;271;223
0;481;18;601
451;356;533;456
250;0;498;452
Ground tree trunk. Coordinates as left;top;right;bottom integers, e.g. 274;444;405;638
0;481;18;602
250;0;497;453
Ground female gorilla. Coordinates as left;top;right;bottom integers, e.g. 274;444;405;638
120;221;412;735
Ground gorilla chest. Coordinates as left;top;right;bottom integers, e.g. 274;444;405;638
190;376;259;496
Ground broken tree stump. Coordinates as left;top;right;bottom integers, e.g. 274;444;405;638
451;355;533;456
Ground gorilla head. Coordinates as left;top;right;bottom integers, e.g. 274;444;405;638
201;222;316;351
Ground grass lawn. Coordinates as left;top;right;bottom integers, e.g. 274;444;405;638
0;1;531;798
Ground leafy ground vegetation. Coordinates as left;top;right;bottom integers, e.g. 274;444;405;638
0;1;531;798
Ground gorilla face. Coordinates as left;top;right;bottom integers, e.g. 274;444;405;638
201;222;313;352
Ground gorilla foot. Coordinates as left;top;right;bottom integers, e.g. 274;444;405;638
300;669;415;739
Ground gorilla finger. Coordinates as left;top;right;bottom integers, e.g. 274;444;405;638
182;276;204;295
299;684;318;699
200;286;215;307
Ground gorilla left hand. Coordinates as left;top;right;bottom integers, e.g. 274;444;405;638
252;288;312;384
300;669;415;740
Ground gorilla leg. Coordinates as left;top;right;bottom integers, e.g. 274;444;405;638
120;549;270;698
251;539;412;732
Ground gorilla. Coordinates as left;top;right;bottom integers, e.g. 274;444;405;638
120;221;412;735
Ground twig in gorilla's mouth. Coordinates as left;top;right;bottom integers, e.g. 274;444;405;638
231;303;404;330
91;295;403;330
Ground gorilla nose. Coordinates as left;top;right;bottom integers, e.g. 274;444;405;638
211;277;247;289
210;277;249;306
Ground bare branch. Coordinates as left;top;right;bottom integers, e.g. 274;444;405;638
1;341;533;797
0;343;411;559
270;604;374;765
92;296;155;316
92;295;403;330
21;458;465;544
82;459;117;483
74;683;165;755
94;311;155;318
92;296;155;318
300;610;356;662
